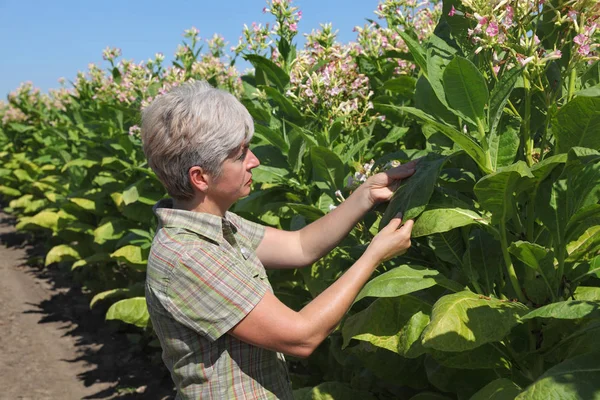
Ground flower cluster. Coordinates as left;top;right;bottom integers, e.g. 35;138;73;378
233;22;273;56
263;0;302;44
452;0;599;76
102;47;122;64
288;28;374;130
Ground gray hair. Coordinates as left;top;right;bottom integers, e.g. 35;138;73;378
141;80;254;200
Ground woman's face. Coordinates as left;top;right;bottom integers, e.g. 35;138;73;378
208;142;260;207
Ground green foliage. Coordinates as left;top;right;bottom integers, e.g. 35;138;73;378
2;0;600;398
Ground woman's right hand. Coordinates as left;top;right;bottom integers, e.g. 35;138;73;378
365;214;414;263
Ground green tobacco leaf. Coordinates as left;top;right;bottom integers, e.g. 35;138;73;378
574;286;600;301
554;96;600;154
293;381;378;400
90;288;130;309
442;56;489;127
262;87;303;122
425;34;458;109
489;116;520;171
310;146;345;190
355;264;463;303
414;76;457;125
521;300;600;321
111;245;148;269
489;67;523;140
431;343;511;370
566;204;600;243
463;229;502;295
71;253;112;270
429;230;465;266
105;297;149;328
425;355;499;399
69;197;97;212
122;185;139;205
0;185;21;197
397;106;491;173
381;153;447;227
244;54;290;91
509;241;558;301
412;207;488;238
422;291;528;352
93;219;130;244
45;244;81;266
470;378;522;400
16;211;59;232
381;76;417;97
516;351;600;400
61;158;97;172
399;31;427;74
342;295;431;358
252;165;290;184
254;123;289;153
474;161;533;224
567;225;600;261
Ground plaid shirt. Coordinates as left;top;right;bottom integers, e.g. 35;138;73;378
146;199;293;399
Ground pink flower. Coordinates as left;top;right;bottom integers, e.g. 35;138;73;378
448;5;456;16
289;23;297;32
486;22;499;37
568;10;578;21
574;34;587;46
578;45;590;56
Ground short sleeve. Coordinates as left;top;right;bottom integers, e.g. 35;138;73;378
226;212;266;250
165;248;268;341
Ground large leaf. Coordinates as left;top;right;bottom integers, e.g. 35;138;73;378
342;295;431;358
105;297;149;328
422;291;528;352
397;106;491;173
470;379;522;400
111;245;148;269
488;116;520;171
431;344;511;370
382;153;447;227
489;67;523;139
509;241;558;303
45;244;82;266
521;300;600;321
463;229;502;295
15;210;59;232
474;161;533;224
355;264;463;304
412;207;488;238
399;31;428;74
262;87;303;122
442;56;489;127
244;54;290;91
425;34;458;109
554;96;600;154
254;123;289;153
516;351;600;399
310;146;345;190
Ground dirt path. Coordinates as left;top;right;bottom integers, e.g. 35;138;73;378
0;211;174;400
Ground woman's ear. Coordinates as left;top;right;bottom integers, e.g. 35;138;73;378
188;166;210;193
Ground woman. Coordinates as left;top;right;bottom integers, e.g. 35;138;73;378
141;80;416;399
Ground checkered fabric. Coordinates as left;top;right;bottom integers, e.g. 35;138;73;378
146;199;293;399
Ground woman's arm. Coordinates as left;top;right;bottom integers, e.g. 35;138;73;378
230;215;413;357
255;160;417;269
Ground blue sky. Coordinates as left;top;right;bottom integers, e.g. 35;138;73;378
0;0;380;97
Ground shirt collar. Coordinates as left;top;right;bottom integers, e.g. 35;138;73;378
152;198;237;244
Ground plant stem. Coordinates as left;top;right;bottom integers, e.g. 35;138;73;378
499;220;527;303
522;74;533;167
557;245;566;299
567;66;577;102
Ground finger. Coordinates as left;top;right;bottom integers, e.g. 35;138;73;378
397;219;415;234
383;212;403;231
385;165;416;180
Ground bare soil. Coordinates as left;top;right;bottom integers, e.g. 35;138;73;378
0;211;175;400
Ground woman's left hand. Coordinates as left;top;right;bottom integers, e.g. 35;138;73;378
364;159;418;206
